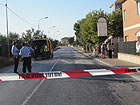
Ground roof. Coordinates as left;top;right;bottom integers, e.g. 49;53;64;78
115;0;126;4
61;37;68;40
136;29;140;37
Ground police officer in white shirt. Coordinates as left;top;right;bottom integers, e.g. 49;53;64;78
19;42;32;73
11;42;19;73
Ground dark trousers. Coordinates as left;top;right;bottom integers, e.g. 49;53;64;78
23;57;32;73
108;50;112;59
29;57;32;70
14;56;19;73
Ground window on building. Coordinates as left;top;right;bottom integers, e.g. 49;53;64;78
137;2;140;15
125;35;128;42
124;9;126;21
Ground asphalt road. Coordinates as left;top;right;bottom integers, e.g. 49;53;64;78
0;47;140;105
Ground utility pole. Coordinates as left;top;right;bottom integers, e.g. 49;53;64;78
5;0;10;58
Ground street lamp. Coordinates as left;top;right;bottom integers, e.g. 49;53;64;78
48;26;55;37
38;17;48;30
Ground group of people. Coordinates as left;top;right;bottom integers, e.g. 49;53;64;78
101;43;115;59
11;42;34;73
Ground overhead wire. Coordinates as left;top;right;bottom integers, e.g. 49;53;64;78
0;3;4;6
0;3;36;27
7;7;36;27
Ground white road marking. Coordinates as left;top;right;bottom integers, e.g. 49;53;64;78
95;58;140;81
22;51;64;105
22;79;45;105
49;52;64;71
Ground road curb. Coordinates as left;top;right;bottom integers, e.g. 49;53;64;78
73;47;115;67
74;47;140;81
73;47;92;58
94;58;115;67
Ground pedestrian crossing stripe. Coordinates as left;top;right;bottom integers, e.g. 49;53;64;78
0;67;140;81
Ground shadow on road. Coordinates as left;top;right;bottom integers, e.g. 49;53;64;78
76;75;140;83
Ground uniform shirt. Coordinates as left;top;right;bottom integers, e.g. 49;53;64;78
19;46;30;58
28;47;34;57
11;45;19;56
28;47;34;52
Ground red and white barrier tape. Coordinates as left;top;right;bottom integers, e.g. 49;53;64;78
0;67;140;82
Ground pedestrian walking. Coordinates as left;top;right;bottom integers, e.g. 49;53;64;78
101;43;105;58
11;42;19;73
104;44;107;57
19;42;32;73
112;43;115;58
107;43;112;59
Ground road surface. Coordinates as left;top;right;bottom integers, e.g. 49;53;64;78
0;47;140;105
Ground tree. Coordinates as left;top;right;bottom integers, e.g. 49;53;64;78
74;9;123;49
74;9;111;52
9;32;20;44
67;37;74;45
22;29;33;43
74;20;81;36
80;10;108;46
49;38;59;48
21;28;46;44
108;11;123;37
0;34;7;44
74;20;84;45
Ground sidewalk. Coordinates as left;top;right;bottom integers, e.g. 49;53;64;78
74;47;140;81
74;47;140;67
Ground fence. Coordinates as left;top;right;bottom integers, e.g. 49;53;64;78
0;44;11;58
0;44;22;58
118;41;140;56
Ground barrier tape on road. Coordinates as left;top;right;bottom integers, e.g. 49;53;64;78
0;67;140;82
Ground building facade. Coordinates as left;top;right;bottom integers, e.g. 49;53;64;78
61;37;68;45
117;0;140;41
114;0;140;64
74;34;77;41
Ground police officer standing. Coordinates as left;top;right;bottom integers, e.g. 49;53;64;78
11;42;19;73
19;42;32;73
28;44;34;70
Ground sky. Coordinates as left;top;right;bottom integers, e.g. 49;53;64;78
0;0;116;40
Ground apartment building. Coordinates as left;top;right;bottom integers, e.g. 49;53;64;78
74;34;77;41
116;0;140;41
61;37;68;45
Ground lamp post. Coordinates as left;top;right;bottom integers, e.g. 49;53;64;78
48;26;55;37
5;0;10;58
38;17;48;30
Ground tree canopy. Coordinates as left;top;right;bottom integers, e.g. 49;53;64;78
74;9;123;47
